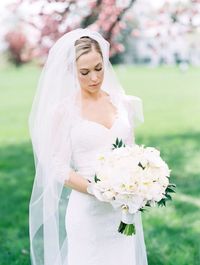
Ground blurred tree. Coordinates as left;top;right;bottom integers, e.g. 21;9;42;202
5;28;35;66
5;0;199;66
133;0;200;66
4;0;136;66
5;30;27;66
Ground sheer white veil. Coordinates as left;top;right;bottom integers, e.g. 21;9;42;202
28;27;147;265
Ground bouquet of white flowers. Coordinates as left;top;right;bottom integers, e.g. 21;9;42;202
88;138;176;236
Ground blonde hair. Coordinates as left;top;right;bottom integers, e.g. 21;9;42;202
75;36;103;61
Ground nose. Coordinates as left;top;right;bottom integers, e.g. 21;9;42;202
90;71;98;82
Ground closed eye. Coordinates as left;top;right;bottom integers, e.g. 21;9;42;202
81;72;89;76
81;67;102;76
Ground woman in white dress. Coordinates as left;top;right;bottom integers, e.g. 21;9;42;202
29;28;148;265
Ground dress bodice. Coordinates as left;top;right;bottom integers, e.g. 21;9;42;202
69;100;133;181
51;94;143;184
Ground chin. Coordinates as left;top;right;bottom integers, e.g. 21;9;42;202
88;84;102;93
90;87;99;92
81;83;102;95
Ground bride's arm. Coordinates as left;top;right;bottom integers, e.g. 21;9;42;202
64;169;92;195
51;100;93;196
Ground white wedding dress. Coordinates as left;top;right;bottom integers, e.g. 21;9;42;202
28;28;148;265
65;96;147;265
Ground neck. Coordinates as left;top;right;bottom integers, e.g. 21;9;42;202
81;89;103;101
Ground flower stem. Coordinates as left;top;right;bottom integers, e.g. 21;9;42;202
118;221;136;236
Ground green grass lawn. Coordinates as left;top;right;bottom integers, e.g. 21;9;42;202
0;64;200;264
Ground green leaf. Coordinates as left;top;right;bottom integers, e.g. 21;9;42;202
119;139;123;147
158;198;166;207
116;138;119;145
145;202;152;207
94;174;100;183
112;137;125;149
165;194;172;200
168;183;176;188
166;187;176;193
138;162;145;170
139;208;146;212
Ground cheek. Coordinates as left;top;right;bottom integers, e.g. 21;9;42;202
100;70;104;81
78;74;87;85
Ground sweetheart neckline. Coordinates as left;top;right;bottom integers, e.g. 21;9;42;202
81;113;119;131
78;92;120;131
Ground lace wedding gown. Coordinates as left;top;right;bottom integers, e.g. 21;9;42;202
65;95;148;265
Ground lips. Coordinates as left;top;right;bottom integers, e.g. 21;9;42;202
90;83;100;87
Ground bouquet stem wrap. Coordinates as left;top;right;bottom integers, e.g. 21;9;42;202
118;207;136;236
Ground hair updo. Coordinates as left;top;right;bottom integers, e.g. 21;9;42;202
75;36;103;61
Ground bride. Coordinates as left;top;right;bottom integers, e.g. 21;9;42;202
29;28;148;265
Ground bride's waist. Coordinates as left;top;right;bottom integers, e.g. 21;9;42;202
74;165;98;181
72;153;107;180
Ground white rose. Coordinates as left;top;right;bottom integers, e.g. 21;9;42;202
158;175;169;188
127;196;145;214
102;190;116;201
148;183;165;201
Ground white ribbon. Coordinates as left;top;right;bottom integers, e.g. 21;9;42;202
121;209;135;224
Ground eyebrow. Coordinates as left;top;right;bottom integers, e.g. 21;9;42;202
80;62;102;71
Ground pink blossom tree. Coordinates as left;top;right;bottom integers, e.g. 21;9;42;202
131;0;200;65
4;0;136;66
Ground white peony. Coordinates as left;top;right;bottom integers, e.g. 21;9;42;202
92;143;171;220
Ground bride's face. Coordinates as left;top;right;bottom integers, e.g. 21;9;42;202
76;49;104;94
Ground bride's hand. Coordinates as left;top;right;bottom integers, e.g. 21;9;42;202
86;180;95;196
86;180;106;202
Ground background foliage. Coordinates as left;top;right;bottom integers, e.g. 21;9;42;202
0;64;199;264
